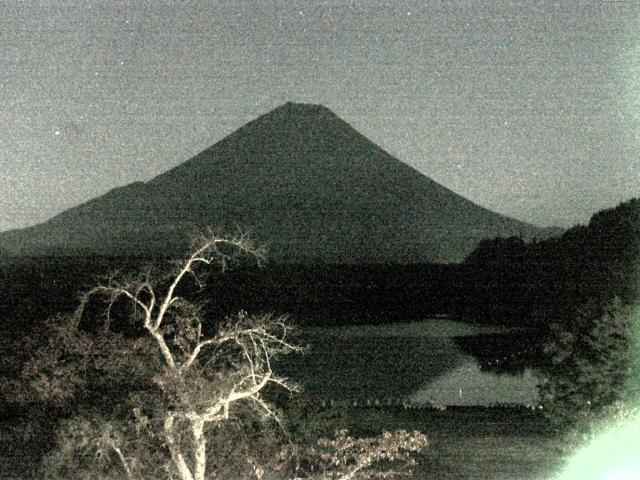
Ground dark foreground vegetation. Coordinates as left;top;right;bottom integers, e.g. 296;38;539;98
1;197;638;478
1;403;565;480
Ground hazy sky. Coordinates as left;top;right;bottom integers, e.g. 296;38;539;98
2;0;639;232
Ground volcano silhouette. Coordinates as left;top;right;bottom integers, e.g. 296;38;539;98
0;102;559;263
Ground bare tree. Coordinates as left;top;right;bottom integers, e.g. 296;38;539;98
22;231;428;480
23;232;298;479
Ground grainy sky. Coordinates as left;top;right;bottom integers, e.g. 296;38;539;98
2;0;639;232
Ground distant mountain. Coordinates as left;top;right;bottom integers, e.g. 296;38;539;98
0;102;561;263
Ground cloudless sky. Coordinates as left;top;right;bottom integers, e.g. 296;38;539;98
2;0;639;232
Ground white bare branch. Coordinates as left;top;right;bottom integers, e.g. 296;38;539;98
164;414;195;480
109;441;134;480
39;232;317;480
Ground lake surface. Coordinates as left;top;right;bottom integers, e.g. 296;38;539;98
276;317;542;407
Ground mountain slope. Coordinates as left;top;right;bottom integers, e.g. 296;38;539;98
0;102;560;263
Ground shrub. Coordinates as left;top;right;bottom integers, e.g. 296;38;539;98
538;297;639;430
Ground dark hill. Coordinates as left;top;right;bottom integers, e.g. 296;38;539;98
0;102;559;263
461;197;640;324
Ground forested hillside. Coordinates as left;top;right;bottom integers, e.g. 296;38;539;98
462;197;640;326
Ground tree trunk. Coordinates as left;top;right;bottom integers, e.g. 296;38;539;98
164;414;195;480
192;418;207;480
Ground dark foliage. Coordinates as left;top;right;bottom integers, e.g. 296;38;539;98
538;297;638;429
464;198;640;428
453;330;547;374
463;197;640;327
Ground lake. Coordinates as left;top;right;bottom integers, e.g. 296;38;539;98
276;317;542;407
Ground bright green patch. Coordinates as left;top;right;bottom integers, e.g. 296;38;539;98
556;304;640;480
554;412;640;480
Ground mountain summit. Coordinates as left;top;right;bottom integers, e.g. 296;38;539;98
0;102;559;263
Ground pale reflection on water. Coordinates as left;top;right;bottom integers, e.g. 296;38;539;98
278;317;542;406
